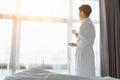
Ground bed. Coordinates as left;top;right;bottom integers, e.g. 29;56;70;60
4;68;119;80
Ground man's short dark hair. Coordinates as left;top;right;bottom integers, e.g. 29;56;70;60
79;4;92;17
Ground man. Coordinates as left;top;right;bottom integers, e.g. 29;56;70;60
69;4;95;77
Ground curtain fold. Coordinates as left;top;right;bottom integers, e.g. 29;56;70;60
99;0;109;76
99;0;120;78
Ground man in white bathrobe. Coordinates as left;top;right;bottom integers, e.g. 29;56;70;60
69;4;95;77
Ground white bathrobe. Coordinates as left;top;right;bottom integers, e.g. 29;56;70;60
75;18;95;77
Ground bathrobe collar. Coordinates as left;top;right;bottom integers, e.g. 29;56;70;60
82;17;90;23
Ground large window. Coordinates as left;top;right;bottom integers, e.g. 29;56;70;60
19;21;67;69
0;0;70;76
0;0;100;79
18;0;69;74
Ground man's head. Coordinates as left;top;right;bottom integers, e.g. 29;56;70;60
79;4;92;20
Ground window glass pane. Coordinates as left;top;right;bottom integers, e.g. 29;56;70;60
0;19;12;80
21;0;69;18
73;0;100;21
73;23;81;32
19;21;68;74
93;23;100;76
0;0;16;14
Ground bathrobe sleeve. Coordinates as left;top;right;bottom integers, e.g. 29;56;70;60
77;23;89;49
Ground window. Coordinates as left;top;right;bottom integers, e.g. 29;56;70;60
21;0;69;18
93;23;100;76
0;0;16;14
19;21;68;71
0;0;100;78
0;19;13;80
0;0;70;77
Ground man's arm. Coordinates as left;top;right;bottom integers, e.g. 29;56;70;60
69;43;77;47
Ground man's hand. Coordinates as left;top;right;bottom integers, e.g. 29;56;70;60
75;33;79;38
72;30;78;38
69;43;77;47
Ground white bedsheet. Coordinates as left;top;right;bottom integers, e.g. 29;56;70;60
4;68;119;80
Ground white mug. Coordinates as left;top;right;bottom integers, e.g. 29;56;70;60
72;30;77;34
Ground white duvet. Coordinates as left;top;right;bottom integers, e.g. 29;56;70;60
4;68;119;80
